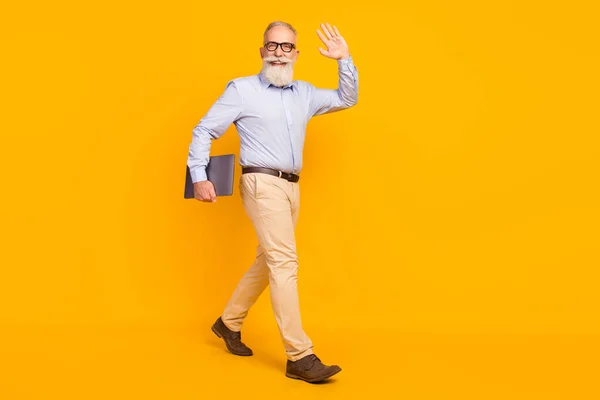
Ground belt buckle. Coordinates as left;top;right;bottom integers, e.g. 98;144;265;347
278;170;282;178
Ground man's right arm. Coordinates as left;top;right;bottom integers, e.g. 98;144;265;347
187;80;243;183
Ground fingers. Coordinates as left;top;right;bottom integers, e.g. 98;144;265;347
194;181;217;203
317;23;342;49
320;23;333;39
321;24;331;40
204;183;216;202
325;23;336;37
196;192;211;202
198;193;216;202
318;47;327;56
316;28;328;44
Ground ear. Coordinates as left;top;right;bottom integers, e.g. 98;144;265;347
260;47;265;59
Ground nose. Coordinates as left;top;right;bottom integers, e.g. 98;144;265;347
274;46;284;57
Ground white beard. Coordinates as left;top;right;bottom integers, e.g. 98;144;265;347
261;56;294;87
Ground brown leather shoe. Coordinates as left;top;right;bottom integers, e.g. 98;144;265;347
286;354;341;383
211;317;253;356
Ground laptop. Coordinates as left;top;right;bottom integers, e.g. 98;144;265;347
184;154;236;198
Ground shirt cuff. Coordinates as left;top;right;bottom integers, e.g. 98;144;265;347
337;55;353;67
338;55;357;80
190;167;207;183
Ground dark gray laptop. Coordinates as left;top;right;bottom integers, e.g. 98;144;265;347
184;154;236;198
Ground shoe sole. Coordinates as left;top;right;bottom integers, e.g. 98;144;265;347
211;325;253;357
285;367;342;383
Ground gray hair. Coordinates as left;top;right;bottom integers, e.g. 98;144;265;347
263;21;297;43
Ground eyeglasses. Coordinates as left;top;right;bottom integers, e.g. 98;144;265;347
264;41;296;52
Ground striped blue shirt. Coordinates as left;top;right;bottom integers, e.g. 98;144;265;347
187;56;359;182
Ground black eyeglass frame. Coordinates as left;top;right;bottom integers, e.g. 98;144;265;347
263;41;296;53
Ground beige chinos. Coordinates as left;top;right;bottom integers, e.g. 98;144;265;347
221;172;314;361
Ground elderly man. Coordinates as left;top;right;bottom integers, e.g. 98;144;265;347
186;21;358;383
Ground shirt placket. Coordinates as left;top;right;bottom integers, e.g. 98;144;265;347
281;88;295;174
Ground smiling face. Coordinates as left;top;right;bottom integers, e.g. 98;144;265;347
259;25;300;87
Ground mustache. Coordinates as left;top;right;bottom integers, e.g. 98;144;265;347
263;56;293;64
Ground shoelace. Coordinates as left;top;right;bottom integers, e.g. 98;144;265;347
304;354;321;369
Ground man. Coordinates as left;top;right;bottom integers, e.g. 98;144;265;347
186;21;358;383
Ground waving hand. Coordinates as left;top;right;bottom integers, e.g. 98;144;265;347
316;23;351;60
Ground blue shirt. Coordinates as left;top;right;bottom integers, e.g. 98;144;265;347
187;56;359;182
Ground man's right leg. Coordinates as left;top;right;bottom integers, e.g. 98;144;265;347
212;182;271;356
221;245;269;331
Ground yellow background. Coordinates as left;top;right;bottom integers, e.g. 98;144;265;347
1;0;599;398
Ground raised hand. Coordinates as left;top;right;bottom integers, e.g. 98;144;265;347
316;23;350;60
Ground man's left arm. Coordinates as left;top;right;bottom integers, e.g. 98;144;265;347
309;23;359;117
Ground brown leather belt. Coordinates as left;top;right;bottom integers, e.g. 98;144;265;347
242;167;300;183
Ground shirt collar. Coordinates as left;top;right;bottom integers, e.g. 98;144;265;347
258;73;297;91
